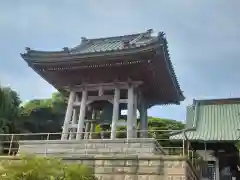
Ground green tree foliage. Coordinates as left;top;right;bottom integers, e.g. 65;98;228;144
0;155;95;180
18;92;67;134
147;117;184;147
148;116;184;130
0;87;21;134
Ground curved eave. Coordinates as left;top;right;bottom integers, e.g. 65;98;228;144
159;35;185;102
147;103;175;109
21;40;161;63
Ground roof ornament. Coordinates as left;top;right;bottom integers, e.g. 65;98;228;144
25;47;31;51
81;37;88;43
24;47;31;54
158;32;165;38
157;32;166;43
146;29;153;35
193;99;196;105
63;47;69;53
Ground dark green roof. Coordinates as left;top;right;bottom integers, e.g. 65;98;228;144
70;29;157;54
21;29;171;60
171;98;240;141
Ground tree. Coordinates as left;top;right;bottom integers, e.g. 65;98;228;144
17;92;66;139
0;155;95;180
148;116;184;130
109;117;185;145
0;86;21;134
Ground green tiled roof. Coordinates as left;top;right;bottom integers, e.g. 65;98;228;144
171;98;240;141
70;29;158;54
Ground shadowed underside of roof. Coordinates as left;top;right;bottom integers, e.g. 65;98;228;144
171;98;240;141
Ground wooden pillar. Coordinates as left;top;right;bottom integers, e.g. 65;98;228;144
132;92;138;138
76;89;87;140
69;95;79;140
89;109;97;139
127;85;134;139
69;108;78;140
61;91;76;140
140;96;148;138
110;87;120;139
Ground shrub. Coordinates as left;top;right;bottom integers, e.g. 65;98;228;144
0;155;96;180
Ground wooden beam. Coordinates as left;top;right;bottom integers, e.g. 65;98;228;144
73;95;114;107
63;81;143;92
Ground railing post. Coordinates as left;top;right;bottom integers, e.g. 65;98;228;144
187;140;190;156
8;134;14;156
45;133;50;156
84;141;87;155
100;131;104;139
191;150;194;165
126;137;129;156
182;131;185;156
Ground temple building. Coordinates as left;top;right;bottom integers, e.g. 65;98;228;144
21;29;184;140
171;98;240;180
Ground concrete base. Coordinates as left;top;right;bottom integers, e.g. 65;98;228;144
18;138;165;156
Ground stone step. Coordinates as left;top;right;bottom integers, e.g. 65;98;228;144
19;147;155;155
17;138;163;156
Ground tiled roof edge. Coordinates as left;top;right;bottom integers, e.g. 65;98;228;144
69;32;144;53
158;32;185;101
194;97;240;105
79;32;142;42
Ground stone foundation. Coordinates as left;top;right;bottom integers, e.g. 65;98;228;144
1;155;199;180
16;139;200;179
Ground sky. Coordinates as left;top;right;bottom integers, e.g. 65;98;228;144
1;0;240;122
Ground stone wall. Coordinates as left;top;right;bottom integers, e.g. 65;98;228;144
81;155;199;180
15;139;200;179
2;155;199;180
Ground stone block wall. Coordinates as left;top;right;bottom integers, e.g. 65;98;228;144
0;155;199;180
63;155;199;180
15;139;200;179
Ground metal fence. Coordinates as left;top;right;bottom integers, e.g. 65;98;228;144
0;129;202;167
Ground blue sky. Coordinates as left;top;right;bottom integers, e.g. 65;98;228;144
1;0;240;122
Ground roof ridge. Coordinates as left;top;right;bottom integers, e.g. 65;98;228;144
70;39;93;53
129;32;149;45
84;33;142;42
195;97;240;102
194;98;240;105
70;29;156;53
80;29;154;42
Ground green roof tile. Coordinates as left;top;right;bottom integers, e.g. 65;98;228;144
171;98;240;141
70;29;157;54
